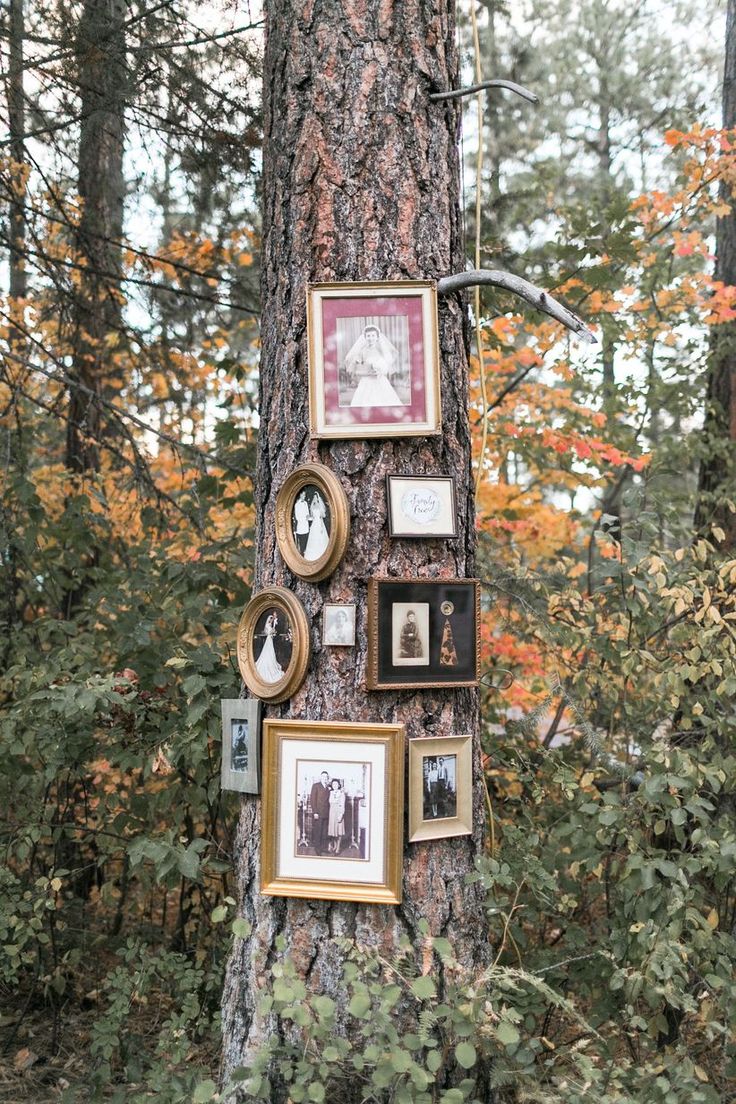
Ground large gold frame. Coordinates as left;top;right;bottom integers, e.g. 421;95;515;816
260;719;405;904
237;587;310;704
408;735;472;843
275;463;350;583
307;280;442;440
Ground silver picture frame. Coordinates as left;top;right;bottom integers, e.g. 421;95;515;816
220;698;262;794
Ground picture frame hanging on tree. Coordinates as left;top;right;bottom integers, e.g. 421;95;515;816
220;698;262;794
408;734;473;842
386;474;458;538
237;586;311;704
275;463;350;582
366;578;481;690
260;719;405;904
322;603;356;647
307;280;441;439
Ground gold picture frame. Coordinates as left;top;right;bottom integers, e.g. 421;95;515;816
307;280;441;440
366;578;481;690
408;735;472;842
275;463;350;582
237;587;310;704
261;719;405;904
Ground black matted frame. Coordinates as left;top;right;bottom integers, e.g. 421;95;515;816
366;578;480;690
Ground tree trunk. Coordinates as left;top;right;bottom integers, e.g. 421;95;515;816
221;0;489;1097
66;0;126;475
695;0;736;547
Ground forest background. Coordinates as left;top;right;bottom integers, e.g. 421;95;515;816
1;0;735;1102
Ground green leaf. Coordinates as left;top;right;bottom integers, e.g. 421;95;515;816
192;1080;217;1103
348;992;371;1018
211;904;228;923
232;918;252;938
455;1042;476;1070
410;975;436;1000
496;1020;520;1047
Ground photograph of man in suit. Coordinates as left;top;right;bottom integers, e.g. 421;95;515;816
293;490;311;556
309;770;331;855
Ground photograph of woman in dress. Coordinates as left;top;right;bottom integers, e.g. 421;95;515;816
327;778;346;854
291;485;332;562
399;610;423;660
344;324;404;408
253;609;293;684
422;754;457;821
391;601;430;667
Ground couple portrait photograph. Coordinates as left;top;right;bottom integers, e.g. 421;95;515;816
295;760;370;861
252;607;293;684
422;754;457;822
291;484;331;561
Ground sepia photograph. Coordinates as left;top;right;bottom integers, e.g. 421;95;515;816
367;578;480;690
422;753;457;820
408;736;472;843
386;474;458;538
260;719;405;904
323;603;356;647
294;759;370;860
220;698;261;794
391;602;430;666
237;587;311;704
307;281;441;439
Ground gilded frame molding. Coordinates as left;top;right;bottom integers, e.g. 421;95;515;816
408;734;472;843
260;719;405;904
307;280;442;440
275;463;350;583
366;577;481;690
237;586;310;704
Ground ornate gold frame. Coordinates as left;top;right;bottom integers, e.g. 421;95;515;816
366;578;481;690
261;719;405;904
237;587;310;704
275;463;350;582
408;735;472;843
307;280;442;440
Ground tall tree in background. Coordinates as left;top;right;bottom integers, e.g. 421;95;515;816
221;0;489;1094
696;0;736;547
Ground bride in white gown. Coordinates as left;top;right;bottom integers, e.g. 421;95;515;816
304;491;329;560
345;325;404;408
255;612;285;683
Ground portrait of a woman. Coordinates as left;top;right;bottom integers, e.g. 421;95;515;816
254;611;285;683
344;324;404;408
327;778;346;854
399;610;423;660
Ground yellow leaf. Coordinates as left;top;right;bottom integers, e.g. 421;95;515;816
706;908;719;929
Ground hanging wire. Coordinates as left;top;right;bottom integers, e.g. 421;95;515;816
470;0;489;501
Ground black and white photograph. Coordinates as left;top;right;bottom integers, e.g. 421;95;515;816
335;316;411;409
294;760;370;860
323;604;356;647
386;474;458;539
422;754;457;821
220;698;261;794
408;735;472;843
253;607;293;685
391;602;430;667
291;484;332;561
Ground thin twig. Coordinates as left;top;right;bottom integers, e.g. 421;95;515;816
430;79;538;104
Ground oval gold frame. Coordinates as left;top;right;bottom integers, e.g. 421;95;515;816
275;464;350;583
237;587;311;704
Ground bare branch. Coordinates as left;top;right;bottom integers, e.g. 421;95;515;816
430;79;538;104
437;269;597;343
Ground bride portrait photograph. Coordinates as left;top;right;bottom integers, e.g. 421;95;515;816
253;608;293;684
336;316;411;409
291;485;331;562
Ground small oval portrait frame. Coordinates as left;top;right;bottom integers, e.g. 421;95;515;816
237;587;311;704
275;463;350;583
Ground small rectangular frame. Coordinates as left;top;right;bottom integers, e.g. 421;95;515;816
322;603;357;647
261;719;405;904
386;474;458;539
220;698;262;794
408;735;473;842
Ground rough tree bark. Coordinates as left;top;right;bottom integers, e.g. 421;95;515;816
695;0;736;548
66;0;126;475
221;0;490;1097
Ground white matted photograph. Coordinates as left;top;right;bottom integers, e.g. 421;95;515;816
261;719;405;904
386;474;458;539
220;698;261;794
323;603;356;647
391;602;430;666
